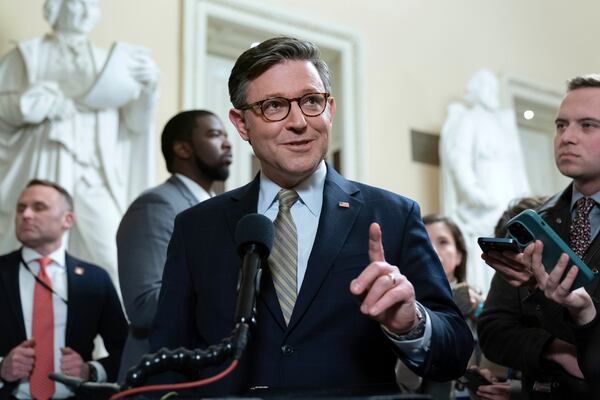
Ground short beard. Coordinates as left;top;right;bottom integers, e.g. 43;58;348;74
194;157;230;181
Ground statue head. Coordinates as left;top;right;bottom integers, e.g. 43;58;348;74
465;69;500;111
44;0;101;34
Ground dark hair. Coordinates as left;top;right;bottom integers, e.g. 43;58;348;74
161;110;216;173
423;214;468;283
567;74;600;91
228;36;332;109
26;179;73;211
494;196;548;237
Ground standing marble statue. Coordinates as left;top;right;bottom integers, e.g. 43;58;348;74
439;69;530;294
0;0;158;289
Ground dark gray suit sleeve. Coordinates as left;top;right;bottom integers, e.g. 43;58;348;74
117;194;176;330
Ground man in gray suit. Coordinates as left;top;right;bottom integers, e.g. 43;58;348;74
116;110;232;381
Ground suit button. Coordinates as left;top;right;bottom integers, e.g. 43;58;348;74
535;304;541;311
281;345;294;356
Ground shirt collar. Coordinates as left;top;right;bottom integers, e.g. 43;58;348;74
175;173;214;203
21;241;67;269
570;187;600;211
258;160;327;217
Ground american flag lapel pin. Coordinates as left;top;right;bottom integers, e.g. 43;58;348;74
74;266;85;276
338;201;350;209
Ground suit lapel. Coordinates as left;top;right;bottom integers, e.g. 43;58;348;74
228;175;298;329
223;169;363;332
223;176;288;327
64;253;84;346
545;185;573;244
225;175;261;242
0;251;26;339
287;168;362;332
170;175;198;208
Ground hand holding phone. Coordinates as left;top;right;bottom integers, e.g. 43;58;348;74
506;210;594;290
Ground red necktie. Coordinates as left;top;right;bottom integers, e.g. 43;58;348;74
29;256;55;400
569;197;595;259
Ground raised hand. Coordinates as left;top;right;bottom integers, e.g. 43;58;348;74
350;222;420;334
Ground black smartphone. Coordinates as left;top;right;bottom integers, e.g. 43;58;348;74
458;369;492;392
478;237;521;253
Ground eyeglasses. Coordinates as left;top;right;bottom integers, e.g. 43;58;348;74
239;92;331;122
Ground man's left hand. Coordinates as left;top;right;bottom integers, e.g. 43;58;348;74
59;347;89;380
350;222;419;335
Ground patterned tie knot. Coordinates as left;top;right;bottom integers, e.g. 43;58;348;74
278;189;299;211
576;197;595;216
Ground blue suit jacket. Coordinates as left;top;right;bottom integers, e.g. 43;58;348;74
150;166;473;396
0;250;127;397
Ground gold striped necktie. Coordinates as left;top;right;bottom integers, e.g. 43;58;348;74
269;189;299;325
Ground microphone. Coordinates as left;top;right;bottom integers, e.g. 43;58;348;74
234;213;274;325
121;214;274;387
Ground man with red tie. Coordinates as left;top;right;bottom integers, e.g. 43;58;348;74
0;180;127;399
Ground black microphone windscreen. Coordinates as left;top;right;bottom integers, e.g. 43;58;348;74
235;213;274;256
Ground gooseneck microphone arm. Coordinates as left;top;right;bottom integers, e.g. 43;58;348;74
50;214;274;398
123;328;240;388
123;213;273;388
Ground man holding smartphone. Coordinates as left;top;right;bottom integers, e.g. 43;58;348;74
478;75;600;398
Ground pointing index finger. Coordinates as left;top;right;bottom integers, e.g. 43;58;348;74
369;222;385;262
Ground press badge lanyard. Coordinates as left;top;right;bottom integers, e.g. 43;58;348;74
19;249;69;305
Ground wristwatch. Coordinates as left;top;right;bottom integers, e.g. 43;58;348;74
87;362;98;382
384;304;426;341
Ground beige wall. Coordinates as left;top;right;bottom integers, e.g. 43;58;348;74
1;0;597;214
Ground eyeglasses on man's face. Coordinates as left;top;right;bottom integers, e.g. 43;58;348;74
239;92;331;122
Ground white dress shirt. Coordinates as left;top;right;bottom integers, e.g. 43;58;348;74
175;173;214;203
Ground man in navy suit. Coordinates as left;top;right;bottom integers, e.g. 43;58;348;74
150;36;473;396
0;180;127;399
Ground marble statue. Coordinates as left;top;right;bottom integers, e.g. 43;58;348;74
0;0;159;289
439;69;530;294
